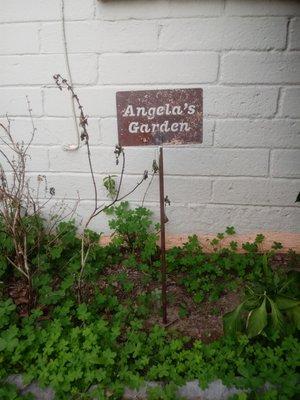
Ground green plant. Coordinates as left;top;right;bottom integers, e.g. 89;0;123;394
1;190;299;399
103;175;118;199
106;201;159;263
223;255;300;339
166;230;268;304
0;294;299;399
0;116;58;308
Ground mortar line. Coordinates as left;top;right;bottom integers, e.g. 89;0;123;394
285;17;292;51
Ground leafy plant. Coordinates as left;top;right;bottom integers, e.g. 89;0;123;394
0;294;299;399
0;116;60;308
106;201;159;263
166;230;267;304
103;175;117;199
223;255;300;338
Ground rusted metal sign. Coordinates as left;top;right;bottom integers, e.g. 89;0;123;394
116;88;203;146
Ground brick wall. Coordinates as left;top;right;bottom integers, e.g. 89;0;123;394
0;0;299;234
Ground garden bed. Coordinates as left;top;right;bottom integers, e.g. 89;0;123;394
1;203;299;400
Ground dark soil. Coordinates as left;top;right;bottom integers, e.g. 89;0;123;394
98;264;241;343
8;252;298;343
145;284;240;343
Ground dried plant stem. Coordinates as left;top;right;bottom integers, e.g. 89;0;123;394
53;74;149;302
0;103;70;310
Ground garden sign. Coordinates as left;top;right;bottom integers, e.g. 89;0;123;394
116;89;203;146
116;88;203;323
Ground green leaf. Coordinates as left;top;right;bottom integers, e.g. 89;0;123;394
225;226;236;235
286;305;300;329
268;298;283;333
77;303;91;321
50;245;63;260
276;296;300;310
246;297;267;338
223;302;245;336
255;234;265;244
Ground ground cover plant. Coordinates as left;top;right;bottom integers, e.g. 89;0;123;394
0;206;299;399
1;80;299;400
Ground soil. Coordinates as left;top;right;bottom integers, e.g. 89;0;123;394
7;252;298;343
97;264;241;343
145;284;240;343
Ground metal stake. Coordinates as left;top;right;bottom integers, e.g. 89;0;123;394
159;145;167;324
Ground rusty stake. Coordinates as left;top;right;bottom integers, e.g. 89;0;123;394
159;145;167;324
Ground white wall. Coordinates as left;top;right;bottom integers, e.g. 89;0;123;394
0;0;299;234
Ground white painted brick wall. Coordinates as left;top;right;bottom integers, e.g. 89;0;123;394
221;53;300;84
0;0;299;234
159;18;287;51
0;88;43;116
271;150;300;178
279;88;300;117
0;23;40;54
99;52;219;84
290;18;300;49
0;55;98;85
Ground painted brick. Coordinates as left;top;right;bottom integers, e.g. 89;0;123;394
271;149;300;178
204;205;300;234
40;21;157;53
39;173;108;200
290;18;300;49
95;0;170;20
164;148;269;177
40;22;69;54
48;145;154;174
120;175;212;204
48;146;103;173
212;178;300;206
99;118;214;147
46;172;211;205
205;87;278;117
1;0;300;236
0;0;95;22
96;0;223;20
26;147;50;171
225;1;300;16
168;0;224;17
141;204;300;235
43;200;300;235
0;145;49;171
99;53;219;84
0;0;60;22
44;87;116;118
38;197;109;232
43;88;73;117
63;0;95;20
160;17;286;51
4;118;100;146
214;119;300;148
0;88;43;117
99;118;119;146
280;88;300;118
0;55;98;85
101;21;157;52
221;52;300;84
0;23;39;54
72;199;110;232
